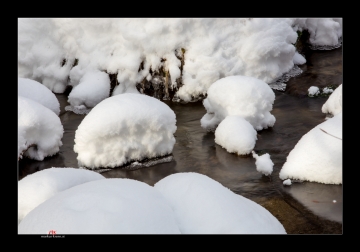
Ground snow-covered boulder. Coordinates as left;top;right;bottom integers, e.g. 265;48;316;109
322;84;342;117
67;70;111;114
18;168;105;224
18;178;181;234
18;77;60;115
201;75;275;131
279;112;342;184
215;115;257;155
154;172;287;234
74;93;177;169
18;96;63;161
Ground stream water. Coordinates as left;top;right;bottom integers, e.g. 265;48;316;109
18;46;343;234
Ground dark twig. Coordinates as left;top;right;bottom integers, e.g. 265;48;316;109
319;128;342;140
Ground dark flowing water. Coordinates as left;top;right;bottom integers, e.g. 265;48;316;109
18;47;343;234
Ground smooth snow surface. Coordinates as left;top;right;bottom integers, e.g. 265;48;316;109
215;116;257;155
18;77;60;115
279;113;342;184
154;172;287;234
18;168;105;224
322;84;342;116
18;178;181;234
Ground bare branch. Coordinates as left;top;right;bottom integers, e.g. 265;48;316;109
319;128;342;140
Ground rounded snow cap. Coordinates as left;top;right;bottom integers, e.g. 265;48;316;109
74;93;177;169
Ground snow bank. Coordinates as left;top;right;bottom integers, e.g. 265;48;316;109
292;18;342;48
17;18;342;102
18;18;71;93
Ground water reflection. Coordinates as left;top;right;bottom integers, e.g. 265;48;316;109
18;154;66;180
283;182;342;223
286;47;342;97
102;159;179;187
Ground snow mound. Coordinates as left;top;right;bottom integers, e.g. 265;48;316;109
252;151;274;176
322;84;342;116
74;93;177;169
18;178;181;234
18;167;105;224
201;75;275;131
154;172;286;234
279;113;342;184
67;71;110;114
18;96;63;161
18;77;60;115
215;116;257;155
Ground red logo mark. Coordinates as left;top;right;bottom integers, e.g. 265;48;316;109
48;230;57;236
